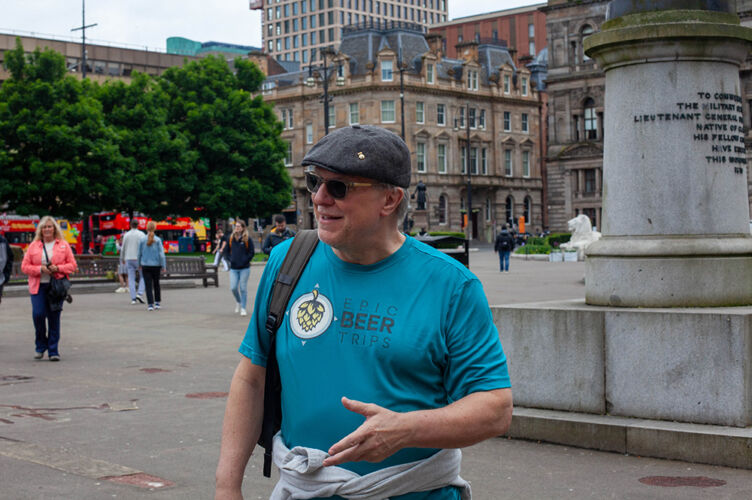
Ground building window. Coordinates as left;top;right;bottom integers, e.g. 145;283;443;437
349;103;359;125
306;123;313;144
416;102;424;124
505;196;514;226
439;194;447;224
417;142;426;173
467;69;478;91
584;98;598;140
528;22;535;38
437;144;446;173
479;109;486;129
285;141;293;166
503;111;511;132
521;113;528;133
524;196;532;225
521;77;528;96
504;149;513;176
503;74;510;94
426;63;434;84
470;147;478;175
582;25;594;62
529;40;536;56
381;100;395;122
459;106;466;128
468;108;476;128
585;169;596;193
485;198;492;222
328;105;335;128
481;147;487;175
381;60;393;81
522;151;530;177
437;103;445;126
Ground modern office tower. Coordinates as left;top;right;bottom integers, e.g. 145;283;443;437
250;0;448;64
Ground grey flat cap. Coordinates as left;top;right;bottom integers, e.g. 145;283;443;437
301;125;411;188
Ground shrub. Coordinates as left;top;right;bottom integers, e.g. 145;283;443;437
527;236;546;246
546;233;571;248
515;244;551;255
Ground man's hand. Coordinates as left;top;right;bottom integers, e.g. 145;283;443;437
323;397;413;467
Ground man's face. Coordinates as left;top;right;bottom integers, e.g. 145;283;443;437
309;168;385;253
275;220;286;232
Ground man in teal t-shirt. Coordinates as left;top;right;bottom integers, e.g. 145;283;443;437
216;126;513;499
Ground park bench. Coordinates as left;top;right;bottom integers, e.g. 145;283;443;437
7;255;218;288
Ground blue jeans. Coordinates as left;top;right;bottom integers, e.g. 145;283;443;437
126;259;145;299
498;250;511;271
31;283;62;356
229;267;251;308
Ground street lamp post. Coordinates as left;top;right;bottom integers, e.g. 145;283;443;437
306;47;338;135
455;104;473;240
71;0;97;79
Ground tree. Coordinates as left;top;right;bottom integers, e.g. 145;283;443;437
97;72;195;220
158;56;291;228
0;38;123;218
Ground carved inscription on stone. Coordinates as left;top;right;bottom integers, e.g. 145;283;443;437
632;92;746;174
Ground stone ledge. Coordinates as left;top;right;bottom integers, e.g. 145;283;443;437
507;407;752;470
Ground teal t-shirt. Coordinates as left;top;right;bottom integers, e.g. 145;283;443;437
240;236;511;500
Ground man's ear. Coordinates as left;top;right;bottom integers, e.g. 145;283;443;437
380;187;405;217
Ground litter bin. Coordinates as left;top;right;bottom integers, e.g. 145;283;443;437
415;235;469;268
178;236;194;253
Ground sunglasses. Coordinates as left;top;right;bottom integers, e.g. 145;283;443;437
305;171;377;199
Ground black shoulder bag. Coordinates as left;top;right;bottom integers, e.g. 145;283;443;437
42;243;72;312
258;229;319;478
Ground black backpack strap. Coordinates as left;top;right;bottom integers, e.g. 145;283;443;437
258;229;318;478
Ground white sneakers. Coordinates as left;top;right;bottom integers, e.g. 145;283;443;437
240;308;248;316
115;286;127;293
234;303;240;314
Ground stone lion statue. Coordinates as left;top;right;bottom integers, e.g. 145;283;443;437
560;214;601;260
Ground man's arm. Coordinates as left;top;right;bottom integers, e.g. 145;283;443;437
215;357;266;499
324;387;512;466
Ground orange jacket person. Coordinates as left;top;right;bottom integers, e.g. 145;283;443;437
21;216;77;361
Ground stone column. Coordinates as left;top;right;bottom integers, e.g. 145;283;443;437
584;0;752;307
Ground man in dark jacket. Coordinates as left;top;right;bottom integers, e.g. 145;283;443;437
494;226;515;272
0;231;13;304
262;214;295;255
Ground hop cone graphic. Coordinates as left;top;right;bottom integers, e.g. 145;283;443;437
297;289;325;332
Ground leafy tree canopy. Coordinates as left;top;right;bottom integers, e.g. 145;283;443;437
0;38;124;219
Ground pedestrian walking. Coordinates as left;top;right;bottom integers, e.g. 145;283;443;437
225;220;254;316
212;227;229;271
121;219;146;304
138;221;167;311
261;214;295;255
494;226;516;272
20;216;78;361
215;125;512;499
0;230;13;305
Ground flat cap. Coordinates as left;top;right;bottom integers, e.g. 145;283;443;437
301;125;411;188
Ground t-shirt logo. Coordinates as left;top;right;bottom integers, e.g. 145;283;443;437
290;289;333;339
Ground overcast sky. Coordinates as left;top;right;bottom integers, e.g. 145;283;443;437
2;0;543;52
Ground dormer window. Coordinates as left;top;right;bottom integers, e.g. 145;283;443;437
467;69;478;91
503;74;510;94
381;60;393;81
426;63;434;84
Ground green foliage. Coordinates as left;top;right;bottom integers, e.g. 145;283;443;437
96;72;193;219
0;39;123;218
427;231;467;238
158;56;291;222
546;233;572;248
527;236;546;246
515;244;552;255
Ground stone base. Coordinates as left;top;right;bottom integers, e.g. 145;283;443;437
585;236;752;307
411;210;429;232
493;299;752;427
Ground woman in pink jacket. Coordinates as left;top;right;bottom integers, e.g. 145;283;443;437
21;216;77;361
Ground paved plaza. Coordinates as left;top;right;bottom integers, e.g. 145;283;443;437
1;248;751;499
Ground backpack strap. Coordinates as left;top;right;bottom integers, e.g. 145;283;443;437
258;229;319;478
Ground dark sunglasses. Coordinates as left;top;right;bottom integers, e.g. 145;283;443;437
305;171;377;199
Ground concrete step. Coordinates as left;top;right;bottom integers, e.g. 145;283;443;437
509;407;752;470
3;280;197;298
